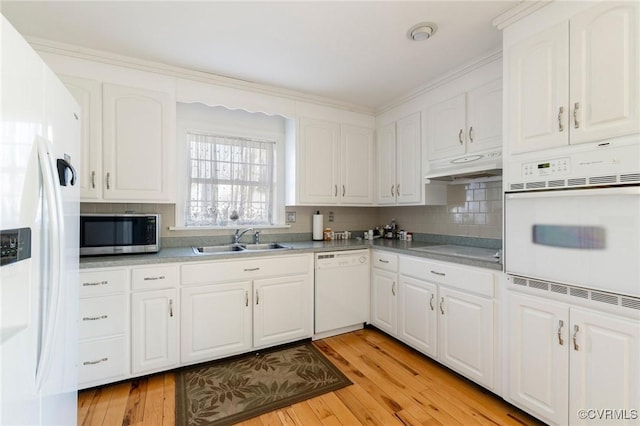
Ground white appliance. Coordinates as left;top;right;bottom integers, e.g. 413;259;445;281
424;149;502;182
314;250;370;338
505;137;640;298
1;16;80;425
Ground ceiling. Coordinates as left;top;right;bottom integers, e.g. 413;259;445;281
1;1;518;111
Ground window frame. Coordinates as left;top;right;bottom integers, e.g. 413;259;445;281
175;117;286;229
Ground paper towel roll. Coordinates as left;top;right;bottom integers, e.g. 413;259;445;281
312;211;323;241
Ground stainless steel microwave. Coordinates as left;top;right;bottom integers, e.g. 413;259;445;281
79;214;160;256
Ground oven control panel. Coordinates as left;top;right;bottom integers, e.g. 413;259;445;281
522;157;571;178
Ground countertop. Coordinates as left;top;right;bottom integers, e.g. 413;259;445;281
80;239;503;271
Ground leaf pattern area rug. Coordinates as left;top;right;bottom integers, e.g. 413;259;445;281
175;342;352;425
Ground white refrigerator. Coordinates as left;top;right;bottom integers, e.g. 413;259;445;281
1;15;80;425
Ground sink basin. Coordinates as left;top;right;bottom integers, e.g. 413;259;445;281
192;245;245;254
192;242;291;255
240;243;291;251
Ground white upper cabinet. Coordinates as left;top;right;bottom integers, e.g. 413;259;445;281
59;75;102;200
377;112;423;205
569;3;639;145
290;117;374;205
102;83;173;201
507;2;639;154
426;79;503;161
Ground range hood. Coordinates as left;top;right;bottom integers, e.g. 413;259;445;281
424;150;502;183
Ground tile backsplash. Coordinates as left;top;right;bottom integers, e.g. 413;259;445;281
378;180;503;239
81;179;502;241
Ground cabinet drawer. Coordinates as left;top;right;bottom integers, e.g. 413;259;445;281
78;336;128;386
79;269;128;297
79;295;128;340
372;251;398;272
131;265;179;291
181;255;311;285
400;256;494;297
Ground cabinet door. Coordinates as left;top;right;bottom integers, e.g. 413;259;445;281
340;124;374;204
569;2;640;145
181;282;252;364
297;117;339;204
131;288;178;374
426;94;466;161
371;269;397;335
376;122;397;205
508;292;569;426
438;286;494;389
569;308;640;426
396;112;422;204
508;22;569;154
102;83;172;201
253;274;311;348
398;276;437;357
466;79;503;153
59;75;102;200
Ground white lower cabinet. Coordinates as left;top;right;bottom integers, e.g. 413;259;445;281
181;282;252;364
78;268;129;389
180;254;313;364
372;251;498;391
131;288;179;375
508;291;640;426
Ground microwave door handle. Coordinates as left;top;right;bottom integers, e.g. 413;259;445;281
506;187;640;200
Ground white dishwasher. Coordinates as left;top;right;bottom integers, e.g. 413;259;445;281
314;250;370;338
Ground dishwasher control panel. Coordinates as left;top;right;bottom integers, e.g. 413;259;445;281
316;250;369;268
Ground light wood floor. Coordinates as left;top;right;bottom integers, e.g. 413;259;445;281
78;328;544;426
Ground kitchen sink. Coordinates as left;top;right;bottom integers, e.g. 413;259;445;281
192;242;291;255
240;243;290;251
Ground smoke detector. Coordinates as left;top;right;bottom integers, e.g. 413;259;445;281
407;22;438;41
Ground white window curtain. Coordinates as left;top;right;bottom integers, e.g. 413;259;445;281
186;131;275;226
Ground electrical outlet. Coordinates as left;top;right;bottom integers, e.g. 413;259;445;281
328;211;334;222
285;211;296;223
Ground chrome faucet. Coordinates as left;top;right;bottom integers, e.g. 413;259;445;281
233;227;254;245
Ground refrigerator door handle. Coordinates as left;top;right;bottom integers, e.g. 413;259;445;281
35;136;66;392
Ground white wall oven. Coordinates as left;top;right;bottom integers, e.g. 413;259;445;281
505;137;640;299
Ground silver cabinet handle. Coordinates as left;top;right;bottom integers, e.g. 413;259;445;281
458;129;463;145
558;320;564;345
83;357;108;366
558;106;564;132
244;267;260;272
468;126;474;143
82;280;107;287
143;275;165;281
82;315;107;321
573;102;580;129
91;171;96;189
396;184;400;196
245;290;249;307
391;282;396;296
391;185;395;197
439;297;445;315
430;270;446;277
429;294;434;311
106;172;111;190
334;184;338;197
169;299;173;317
378;259;389;264
342;185;345;197
255;290;259;305
573;324;579;351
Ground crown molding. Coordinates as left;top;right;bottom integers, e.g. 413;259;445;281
375;48;503;115
26;36;375;116
492;0;552;30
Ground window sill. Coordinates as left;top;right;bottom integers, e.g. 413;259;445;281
168;224;292;231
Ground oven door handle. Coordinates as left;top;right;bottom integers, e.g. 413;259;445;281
506;186;640;200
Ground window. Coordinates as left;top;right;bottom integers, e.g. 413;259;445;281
186;131;276;226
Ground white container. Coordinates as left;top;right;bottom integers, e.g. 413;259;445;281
312;211;323;241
